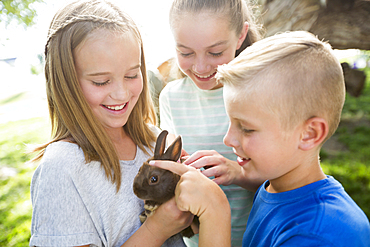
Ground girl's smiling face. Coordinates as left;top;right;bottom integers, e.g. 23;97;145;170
172;13;247;90
74;29;143;131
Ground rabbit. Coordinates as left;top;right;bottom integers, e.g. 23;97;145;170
133;130;199;238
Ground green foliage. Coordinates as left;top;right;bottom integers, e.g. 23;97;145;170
321;66;370;218
0;92;26;106
0;0;43;27
341;67;370;119
30;53;44;75
0;117;50;246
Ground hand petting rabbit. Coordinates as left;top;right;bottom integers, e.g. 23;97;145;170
133;130;199;238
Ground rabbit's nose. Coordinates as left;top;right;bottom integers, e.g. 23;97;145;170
133;185;147;198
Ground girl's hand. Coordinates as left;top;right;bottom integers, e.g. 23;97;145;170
183;150;241;186
180;149;189;161
144;197;194;238
183;150;262;192
122;197;193;247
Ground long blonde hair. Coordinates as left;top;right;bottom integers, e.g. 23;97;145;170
33;0;157;191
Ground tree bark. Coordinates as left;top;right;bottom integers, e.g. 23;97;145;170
257;0;370;50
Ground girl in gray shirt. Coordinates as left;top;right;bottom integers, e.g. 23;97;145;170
29;0;191;246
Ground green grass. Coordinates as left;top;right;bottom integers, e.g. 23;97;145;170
0;93;27;106
0;117;50;246
0;68;369;246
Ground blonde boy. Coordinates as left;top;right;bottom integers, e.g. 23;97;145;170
217;31;370;246
151;31;370;246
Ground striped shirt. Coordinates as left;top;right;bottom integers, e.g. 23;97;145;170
159;77;253;247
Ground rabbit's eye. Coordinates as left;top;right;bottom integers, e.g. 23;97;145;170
149;175;159;185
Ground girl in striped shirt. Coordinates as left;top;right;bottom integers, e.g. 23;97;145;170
159;0;264;246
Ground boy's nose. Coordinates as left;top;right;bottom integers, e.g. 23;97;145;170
223;126;238;149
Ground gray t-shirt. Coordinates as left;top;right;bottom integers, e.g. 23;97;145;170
30;140;185;247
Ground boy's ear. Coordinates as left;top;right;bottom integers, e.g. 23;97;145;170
236;22;249;50
298;117;329;151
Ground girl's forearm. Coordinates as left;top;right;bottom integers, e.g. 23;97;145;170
120;220;168;247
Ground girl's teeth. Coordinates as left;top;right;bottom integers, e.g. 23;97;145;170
196;72;215;79
106;104;126;110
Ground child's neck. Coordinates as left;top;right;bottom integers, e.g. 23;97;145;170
105;127;137;161
266;163;326;193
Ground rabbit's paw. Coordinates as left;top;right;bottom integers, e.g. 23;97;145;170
139;211;147;223
144;204;159;217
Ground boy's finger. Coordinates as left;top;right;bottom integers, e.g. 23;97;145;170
149;160;191;176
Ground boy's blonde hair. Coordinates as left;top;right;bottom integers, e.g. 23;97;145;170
33;0;156;191
217;31;345;142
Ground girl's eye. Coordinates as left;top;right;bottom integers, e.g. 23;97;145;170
210;52;223;57
180;52;193;57
92;80;110;86
125;74;138;79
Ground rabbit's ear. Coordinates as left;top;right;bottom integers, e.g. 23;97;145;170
163;135;182;162
154;130;168;159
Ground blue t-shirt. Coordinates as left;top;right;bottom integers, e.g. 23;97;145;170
243;176;370;247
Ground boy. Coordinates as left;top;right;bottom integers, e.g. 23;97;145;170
150;31;370;246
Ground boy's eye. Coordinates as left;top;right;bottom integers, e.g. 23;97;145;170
92;80;109;86
210;52;223;57
242;128;254;135
238;123;254;135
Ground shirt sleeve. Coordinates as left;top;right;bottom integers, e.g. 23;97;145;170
159;86;176;134
30;145;102;247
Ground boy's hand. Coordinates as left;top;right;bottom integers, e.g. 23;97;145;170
150;160;231;247
149;160;228;220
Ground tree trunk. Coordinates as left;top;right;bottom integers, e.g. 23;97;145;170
257;0;370;50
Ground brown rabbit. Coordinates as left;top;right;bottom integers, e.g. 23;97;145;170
133;130;199;238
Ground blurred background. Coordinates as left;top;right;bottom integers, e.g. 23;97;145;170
0;0;176;124
0;0;369;245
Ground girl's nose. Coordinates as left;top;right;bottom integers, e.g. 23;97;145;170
192;56;211;74
111;81;129;100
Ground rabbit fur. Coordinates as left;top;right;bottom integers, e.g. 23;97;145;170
133;130;199;238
